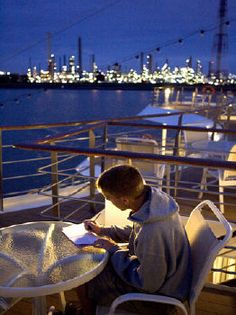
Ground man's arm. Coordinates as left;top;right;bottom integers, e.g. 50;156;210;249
100;225;131;243
109;223;170;293
84;219;131;243
110;239;167;293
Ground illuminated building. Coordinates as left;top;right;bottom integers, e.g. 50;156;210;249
48;54;55;81
25;50;235;85
146;54;153;73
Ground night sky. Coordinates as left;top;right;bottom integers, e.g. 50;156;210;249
1;0;236;75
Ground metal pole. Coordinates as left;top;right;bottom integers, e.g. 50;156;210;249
89;130;96;213
0;130;3;211
101;125;108;172
173;114;183;197
51;151;60;218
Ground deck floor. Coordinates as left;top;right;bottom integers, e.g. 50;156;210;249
2;286;236;315
0;178;236;315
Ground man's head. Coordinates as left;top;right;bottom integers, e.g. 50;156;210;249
96;164;145;211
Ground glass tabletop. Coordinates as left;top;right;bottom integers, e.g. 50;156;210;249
0;221;108;298
192;140;235;154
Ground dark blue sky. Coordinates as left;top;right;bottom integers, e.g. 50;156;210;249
1;0;236;74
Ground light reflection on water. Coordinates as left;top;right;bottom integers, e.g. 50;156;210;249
0;89;151;125
0;88;201;194
1;88;154;194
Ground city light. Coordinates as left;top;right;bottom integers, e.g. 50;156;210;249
1;53;235;86
22;53;236;85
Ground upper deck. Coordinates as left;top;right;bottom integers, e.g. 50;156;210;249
0;105;236;314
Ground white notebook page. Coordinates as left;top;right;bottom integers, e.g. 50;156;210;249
62;223;98;245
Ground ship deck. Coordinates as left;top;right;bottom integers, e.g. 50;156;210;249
0;188;236;315
1;133;236;315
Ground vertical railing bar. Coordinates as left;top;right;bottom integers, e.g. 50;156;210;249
89;129;96;213
173;114;184;197
51;150;60;218
226;104;233;132
0;130;3;211
101;124;108;172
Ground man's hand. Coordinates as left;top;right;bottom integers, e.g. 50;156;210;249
84;220;102;235
94;237;118;251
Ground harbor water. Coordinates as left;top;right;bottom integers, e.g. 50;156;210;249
0;88;156;195
0;87;227;196
2;87;222;196
0;88;154;125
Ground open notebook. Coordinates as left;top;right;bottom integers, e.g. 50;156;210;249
62;223;98;245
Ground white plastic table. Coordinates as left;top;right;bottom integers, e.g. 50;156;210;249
0;221;109;315
191;140;236;159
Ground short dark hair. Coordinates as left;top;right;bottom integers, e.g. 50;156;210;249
96;164;144;198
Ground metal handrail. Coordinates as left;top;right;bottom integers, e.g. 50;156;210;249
2;104;225;146
108;121;236;135
0;103;234;213
0;104;216;132
14;142;236;170
14;140;236;220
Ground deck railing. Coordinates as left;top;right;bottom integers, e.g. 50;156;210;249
12;111;236;222
1;104;236;221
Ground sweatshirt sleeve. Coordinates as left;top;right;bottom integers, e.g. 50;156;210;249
110;224;168;292
99;225;132;243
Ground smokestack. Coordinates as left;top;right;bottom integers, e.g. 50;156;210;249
78;37;82;76
28;57;32;72
146;54;153;73
58;57;62;72
140;52;144;73
63;55;67;67
47;32;52;61
91;54;95;72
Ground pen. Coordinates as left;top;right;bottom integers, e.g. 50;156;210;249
85;212;102;231
93;212;102;222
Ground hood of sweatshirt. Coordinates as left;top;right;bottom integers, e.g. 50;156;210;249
129;186;179;224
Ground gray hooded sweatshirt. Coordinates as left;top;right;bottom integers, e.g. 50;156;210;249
100;186;192;301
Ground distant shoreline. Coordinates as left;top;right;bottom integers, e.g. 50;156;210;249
0;82;236;91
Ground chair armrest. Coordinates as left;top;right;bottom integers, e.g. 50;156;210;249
108;293;188;315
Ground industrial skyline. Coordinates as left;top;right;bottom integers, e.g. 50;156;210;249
1;0;236;75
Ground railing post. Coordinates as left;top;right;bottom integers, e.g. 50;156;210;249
173;114;183;197
101;125;108;172
226;104;233;133
0;130;3;211
51;151;60;217
89;129;96;213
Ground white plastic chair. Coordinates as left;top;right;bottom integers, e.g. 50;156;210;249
0;297;21;314
115;137;165;188
199;144;236;212
183;129;210;159
183;127;223;159
96;200;232;315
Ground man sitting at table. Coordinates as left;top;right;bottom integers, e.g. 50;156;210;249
76;164;192;315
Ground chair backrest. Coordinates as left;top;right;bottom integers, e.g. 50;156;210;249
115;137;165;181
222;144;236;181
183;129;210;147
183;124;223;149
185;200;232;314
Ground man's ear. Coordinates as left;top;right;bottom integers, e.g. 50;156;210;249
122;197;130;207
